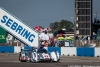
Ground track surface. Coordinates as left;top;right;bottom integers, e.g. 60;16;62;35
0;53;100;67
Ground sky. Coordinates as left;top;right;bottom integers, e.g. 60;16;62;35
0;0;100;28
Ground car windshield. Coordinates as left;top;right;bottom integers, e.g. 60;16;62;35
37;49;48;53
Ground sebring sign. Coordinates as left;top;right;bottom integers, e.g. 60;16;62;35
0;7;39;47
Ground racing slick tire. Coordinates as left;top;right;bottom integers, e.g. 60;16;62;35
30;52;38;63
19;52;27;62
56;59;60;62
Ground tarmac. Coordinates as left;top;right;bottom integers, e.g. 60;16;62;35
0;53;100;67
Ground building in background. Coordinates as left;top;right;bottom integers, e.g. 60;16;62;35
74;0;92;46
50;23;55;31
75;0;92;36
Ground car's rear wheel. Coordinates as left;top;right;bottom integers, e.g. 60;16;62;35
19;52;27;62
19;57;27;62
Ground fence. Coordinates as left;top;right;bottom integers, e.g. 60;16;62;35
74;40;100;47
1;40;100;47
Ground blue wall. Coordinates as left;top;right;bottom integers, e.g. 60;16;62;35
0;46;14;53
77;47;94;57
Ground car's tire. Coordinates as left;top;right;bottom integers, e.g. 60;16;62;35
19;52;27;62
20;57;27;62
30;52;38;63
55;59;60;63
19;57;27;62
20;59;27;62
29;57;33;62
50;59;53;62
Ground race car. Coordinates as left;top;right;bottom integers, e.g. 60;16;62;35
19;47;60;62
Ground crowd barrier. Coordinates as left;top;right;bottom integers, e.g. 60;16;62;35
0;46;14;53
0;46;100;57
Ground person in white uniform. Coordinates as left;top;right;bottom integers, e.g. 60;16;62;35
6;34;13;46
39;31;49;46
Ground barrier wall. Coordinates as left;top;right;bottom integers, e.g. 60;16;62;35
0;46;14;53
61;47;76;56
94;47;100;57
0;46;100;57
77;47;94;57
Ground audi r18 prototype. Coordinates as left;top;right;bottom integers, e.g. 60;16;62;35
19;47;60;62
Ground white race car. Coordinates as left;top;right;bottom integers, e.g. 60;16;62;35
19;47;60;62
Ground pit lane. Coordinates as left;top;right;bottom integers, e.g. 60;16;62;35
0;53;100;67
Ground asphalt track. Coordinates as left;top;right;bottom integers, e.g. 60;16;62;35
0;53;100;67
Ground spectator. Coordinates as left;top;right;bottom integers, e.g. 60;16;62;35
89;41;96;47
44;31;49;41
54;37;58;47
44;41;49;47
44;31;49;47
39;30;45;40
7;34;13;46
48;31;53;39
39;31;49;47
